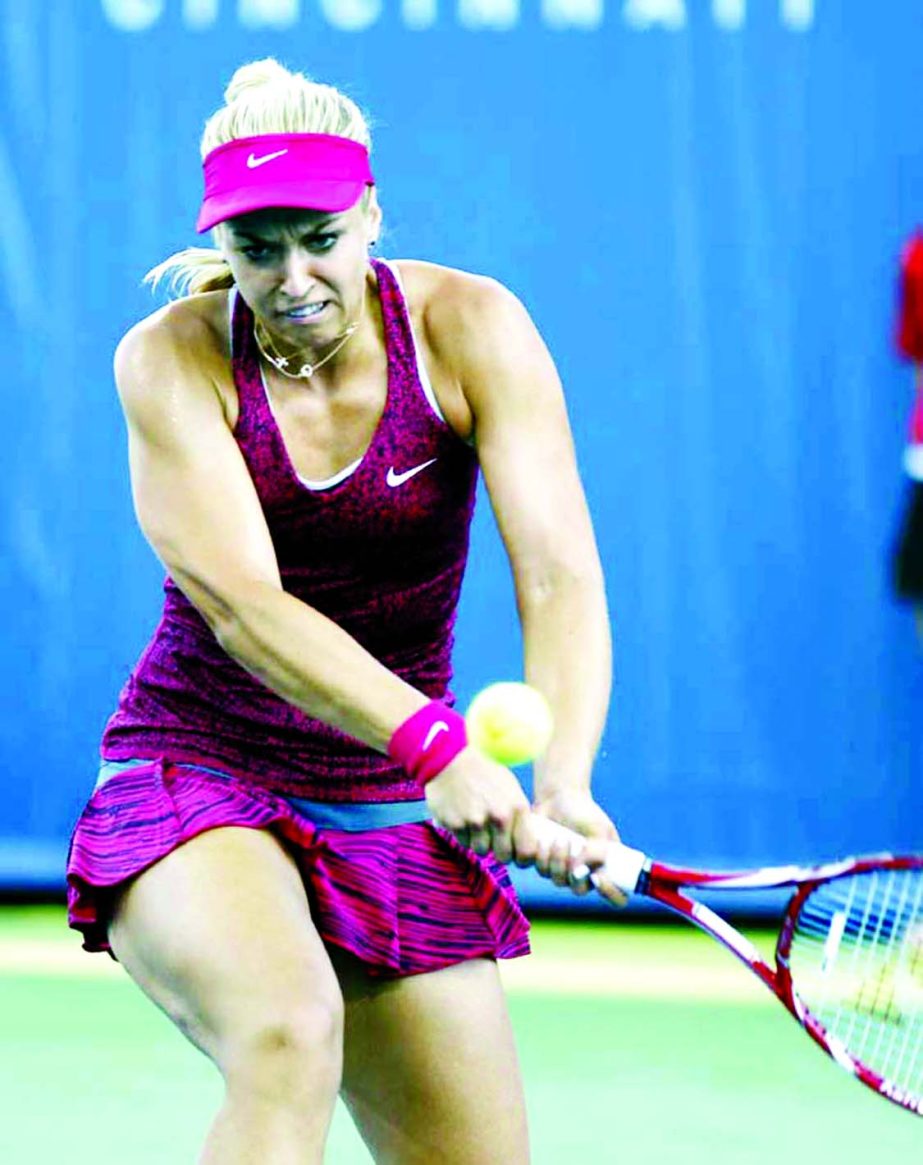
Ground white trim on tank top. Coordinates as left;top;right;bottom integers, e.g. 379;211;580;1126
378;259;446;425
228;268;443;492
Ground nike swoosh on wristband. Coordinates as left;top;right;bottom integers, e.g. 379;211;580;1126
246;149;289;168
386;458;438;488
422;721;449;751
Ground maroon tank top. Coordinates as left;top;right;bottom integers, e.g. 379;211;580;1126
101;259;479;801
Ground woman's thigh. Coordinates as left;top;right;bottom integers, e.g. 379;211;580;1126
108;825;343;1069
334;953;530;1165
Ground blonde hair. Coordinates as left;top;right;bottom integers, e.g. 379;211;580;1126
146;59;373;297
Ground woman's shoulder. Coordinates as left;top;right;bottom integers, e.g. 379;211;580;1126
113;290;235;420
390;259;527;359
116;290;232;368
391;259;511;314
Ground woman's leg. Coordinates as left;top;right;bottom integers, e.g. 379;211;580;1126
108;826;344;1165
334;951;530;1165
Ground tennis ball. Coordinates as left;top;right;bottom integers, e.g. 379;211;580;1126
465;682;554;767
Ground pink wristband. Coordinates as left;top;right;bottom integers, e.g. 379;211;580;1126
388;701;468;786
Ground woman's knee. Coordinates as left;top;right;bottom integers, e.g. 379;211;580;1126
219;995;345;1104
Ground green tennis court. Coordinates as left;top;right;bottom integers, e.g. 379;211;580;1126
0;907;917;1163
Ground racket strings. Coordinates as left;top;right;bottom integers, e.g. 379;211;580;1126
787;869;923;1100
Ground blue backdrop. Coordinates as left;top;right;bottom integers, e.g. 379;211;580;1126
2;0;920;896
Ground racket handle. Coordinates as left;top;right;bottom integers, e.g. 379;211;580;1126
528;814;648;895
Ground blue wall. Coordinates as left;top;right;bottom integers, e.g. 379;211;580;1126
2;1;920;893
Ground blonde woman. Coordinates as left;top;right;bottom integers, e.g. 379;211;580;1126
67;59;620;1164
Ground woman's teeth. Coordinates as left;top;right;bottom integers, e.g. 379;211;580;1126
286;303;326;319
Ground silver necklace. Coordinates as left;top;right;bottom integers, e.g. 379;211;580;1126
254;303;362;380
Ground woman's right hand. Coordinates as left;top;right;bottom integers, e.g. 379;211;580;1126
425;747;532;863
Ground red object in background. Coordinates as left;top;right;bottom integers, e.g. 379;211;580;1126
912;393;923;446
897;233;923;450
896;231;923;362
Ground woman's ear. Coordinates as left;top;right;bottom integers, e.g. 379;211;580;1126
365;189;383;249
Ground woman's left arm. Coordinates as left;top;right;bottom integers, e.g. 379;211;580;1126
426;271;619;861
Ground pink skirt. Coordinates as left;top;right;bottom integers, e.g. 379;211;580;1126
66;759;530;977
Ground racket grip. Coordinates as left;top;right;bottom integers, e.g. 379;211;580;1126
528;814;648;895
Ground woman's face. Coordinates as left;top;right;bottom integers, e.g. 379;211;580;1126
220;196;380;347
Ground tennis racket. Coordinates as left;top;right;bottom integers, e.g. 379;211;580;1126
529;818;923;1117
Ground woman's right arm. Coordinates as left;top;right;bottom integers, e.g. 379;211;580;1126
115;306;530;840
117;306;422;750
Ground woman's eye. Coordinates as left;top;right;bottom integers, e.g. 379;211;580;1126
239;234;339;262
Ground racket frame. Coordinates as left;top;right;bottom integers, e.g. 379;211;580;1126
624;852;923;1117
535;821;923;1119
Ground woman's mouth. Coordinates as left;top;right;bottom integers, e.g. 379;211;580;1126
281;301;329;322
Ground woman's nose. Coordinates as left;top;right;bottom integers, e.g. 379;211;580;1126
278;251;315;299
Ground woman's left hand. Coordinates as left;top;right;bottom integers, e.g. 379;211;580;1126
523;788;628;906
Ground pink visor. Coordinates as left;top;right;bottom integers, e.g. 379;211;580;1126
196;133;374;233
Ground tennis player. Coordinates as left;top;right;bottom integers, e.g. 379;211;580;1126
66;58;619;1163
